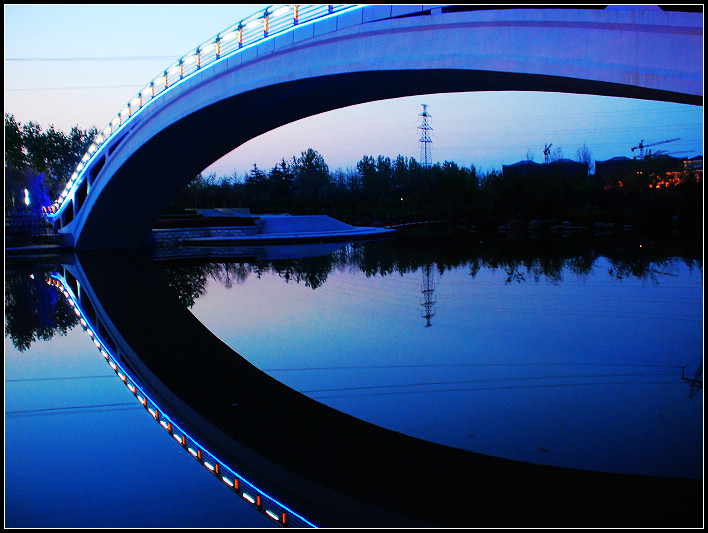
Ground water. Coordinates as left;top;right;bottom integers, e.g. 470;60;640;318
4;233;703;527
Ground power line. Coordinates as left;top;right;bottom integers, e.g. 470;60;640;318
5;56;176;61
5;84;143;92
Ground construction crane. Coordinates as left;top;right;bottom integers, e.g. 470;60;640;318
631;137;680;159
652;149;695;158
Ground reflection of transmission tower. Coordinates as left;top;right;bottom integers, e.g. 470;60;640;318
420;264;437;327
418;104;433;167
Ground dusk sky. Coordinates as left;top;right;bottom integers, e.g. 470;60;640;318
4;4;703;179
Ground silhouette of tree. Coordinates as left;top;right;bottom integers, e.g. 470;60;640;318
4;273;79;352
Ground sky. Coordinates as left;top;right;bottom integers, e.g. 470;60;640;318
4;4;703;180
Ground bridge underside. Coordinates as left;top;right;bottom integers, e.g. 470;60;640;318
74;67;698;249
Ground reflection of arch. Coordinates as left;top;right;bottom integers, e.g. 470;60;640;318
45;5;702;249
52;249;701;527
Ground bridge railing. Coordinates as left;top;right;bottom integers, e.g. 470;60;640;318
44;4;358;220
46;271;317;527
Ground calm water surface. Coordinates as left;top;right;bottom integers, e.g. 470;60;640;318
5;234;703;527
186;238;702;478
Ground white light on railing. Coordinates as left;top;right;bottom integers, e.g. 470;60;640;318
131;97;141;107
201;43;215;53
168;65;180;75
183;54;196;65
222;30;237;41
246;18;261;29
274;6;290;17
82;154;90;162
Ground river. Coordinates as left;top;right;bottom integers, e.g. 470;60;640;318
4;231;703;527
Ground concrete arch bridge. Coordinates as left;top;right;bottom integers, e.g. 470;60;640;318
43;4;702;249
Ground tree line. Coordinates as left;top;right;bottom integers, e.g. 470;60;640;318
171;148;488;226
171;146;700;231
5;114;701;232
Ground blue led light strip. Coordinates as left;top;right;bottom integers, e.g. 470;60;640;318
46;273;318;528
44;4;362;221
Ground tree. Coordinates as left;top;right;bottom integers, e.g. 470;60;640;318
576;142;593;174
4;113;98;200
268;158;294;200
4;113;25;168
292;148;330;201
246;163;268;203
550;145;564;163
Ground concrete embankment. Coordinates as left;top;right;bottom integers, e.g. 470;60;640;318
6;214;394;256
151;214;394;247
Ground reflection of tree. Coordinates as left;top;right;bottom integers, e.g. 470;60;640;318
159;263;222;307
156;234;701;306
608;256;682;285
213;263;250;289
7;234;698;352
272;256;334;289
4;273;79;352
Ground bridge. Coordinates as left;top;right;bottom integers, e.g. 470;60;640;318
42;4;703;250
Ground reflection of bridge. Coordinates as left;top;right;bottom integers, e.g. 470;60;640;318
46;273;315;528
47;249;702;527
41;4;702;250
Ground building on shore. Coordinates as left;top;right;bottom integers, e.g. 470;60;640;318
595;155;700;190
502;158;589;181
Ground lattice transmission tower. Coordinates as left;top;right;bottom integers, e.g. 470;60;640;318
420;264;437;327
418;104;433;167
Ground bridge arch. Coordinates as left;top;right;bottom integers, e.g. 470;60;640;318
44;5;702;249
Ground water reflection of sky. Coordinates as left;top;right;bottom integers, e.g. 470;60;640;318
188;256;703;479
4;250;702;527
4;329;277;528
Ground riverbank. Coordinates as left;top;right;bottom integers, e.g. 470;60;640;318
5;213;394;257
152;213;394;247
5;210;701;259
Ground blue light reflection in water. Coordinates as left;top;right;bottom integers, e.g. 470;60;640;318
188;255;702;479
4;322;278;529
4;239;703;527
